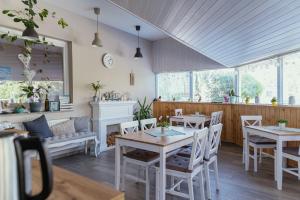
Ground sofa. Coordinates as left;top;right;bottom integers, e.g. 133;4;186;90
12;116;100;157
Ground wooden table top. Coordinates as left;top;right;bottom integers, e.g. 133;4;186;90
32;161;124;200
115;126;198;146
246;126;300;136
3;128;28;135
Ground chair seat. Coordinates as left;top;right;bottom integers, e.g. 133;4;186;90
249;135;276;144
275;147;300;157
177;147;216;161
124;149;159;162
155;155;194;173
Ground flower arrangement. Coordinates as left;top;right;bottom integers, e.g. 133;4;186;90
90;81;104;101
278;119;288;129
158;116;170;128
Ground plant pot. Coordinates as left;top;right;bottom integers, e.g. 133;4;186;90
14;108;26;113
278;123;286;129
161;127;168;134
289;96;295;105
29;102;42;112
255;96;260;104
93;96;99;102
271;102;277;106
229;96;236;104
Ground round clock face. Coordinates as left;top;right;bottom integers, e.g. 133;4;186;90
102;53;113;68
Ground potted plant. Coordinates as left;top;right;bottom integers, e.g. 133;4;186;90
229;89;237;104
158;116;170;134
134;97;153;126
90;81;104;102
271;97;277;106
20;84;50;112
278;119;288;129
245;96;250;104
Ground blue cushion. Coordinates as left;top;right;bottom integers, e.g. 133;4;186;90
23;115;53;138
70;116;90;132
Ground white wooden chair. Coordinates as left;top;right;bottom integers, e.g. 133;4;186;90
203;123;223;199
155;128;209;200
209;111;223;128
241;115;276;172
274;145;300;181
140;118;157;131
175;108;183;116
183;116;205;129
120;120;159;200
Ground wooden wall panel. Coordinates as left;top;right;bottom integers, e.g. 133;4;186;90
153;102;300;150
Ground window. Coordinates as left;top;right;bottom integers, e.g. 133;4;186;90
238;59;278;104
193;68;235;102
157;72;190;101
283;51;300;104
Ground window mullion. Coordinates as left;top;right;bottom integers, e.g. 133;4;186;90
189;71;193;101
277;57;283;104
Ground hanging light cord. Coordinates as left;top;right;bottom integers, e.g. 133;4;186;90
97;14;99;33
138;29;140;47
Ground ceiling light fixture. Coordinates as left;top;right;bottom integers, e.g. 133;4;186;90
134;25;143;58
92;7;102;47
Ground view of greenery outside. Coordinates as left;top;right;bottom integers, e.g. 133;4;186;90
283;51;300;104
157;72;190;101
193;68;235;102
0;81;63;102
238;58;278;104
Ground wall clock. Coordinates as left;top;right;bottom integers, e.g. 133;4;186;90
102;53;113;68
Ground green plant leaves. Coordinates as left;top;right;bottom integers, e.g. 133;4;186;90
2;10;9;14
58;18;68;29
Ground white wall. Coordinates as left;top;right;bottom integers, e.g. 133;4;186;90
0;0;155;122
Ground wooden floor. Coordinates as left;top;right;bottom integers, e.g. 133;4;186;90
54;143;300;200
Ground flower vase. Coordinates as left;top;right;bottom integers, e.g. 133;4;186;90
161;127;168;134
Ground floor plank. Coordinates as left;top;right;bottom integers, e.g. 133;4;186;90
54;143;300;200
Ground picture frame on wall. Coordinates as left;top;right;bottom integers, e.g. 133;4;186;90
49;101;60;112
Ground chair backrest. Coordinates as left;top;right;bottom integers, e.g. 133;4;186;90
188;127;209;171
209;111;223;128
140;118;157;131
205;123;223;159
175;109;183;116
240;115;262;138
298;146;300;155
183;116;205;129
120;121;139;135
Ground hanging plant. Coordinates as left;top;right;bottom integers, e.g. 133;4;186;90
1;0;68;56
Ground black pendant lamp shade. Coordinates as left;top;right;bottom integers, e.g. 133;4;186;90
134;25;143;58
22;27;39;40
92;7;102;47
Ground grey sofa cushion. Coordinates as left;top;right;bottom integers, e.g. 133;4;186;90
23;115;53;138
50;119;76;136
46;131;96;145
71;116;90;132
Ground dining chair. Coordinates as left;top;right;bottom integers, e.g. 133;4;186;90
241;115;276;172
155;127;209;200
183;116;206;129
120;120;159;200
209;111;223;128
177;123;223;199
274;145;300;181
175;108;183;116
140;118;157;131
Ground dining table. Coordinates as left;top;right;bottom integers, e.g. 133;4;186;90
114;126;200;200
244;125;300;190
169;114;211;126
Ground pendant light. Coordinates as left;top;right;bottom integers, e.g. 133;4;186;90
92;7;102;47
134;25;143;58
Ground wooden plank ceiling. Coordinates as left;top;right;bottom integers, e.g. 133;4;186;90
109;0;300;67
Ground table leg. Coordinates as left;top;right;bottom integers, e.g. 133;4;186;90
115;139;121;190
276;140;283;190
245;132;249;171
158;148;166;200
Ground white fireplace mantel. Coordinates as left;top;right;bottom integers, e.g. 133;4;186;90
90;101;137;152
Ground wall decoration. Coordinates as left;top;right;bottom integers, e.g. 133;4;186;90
130;71;135;86
49;101;60;112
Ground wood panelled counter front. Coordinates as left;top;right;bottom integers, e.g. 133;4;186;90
153;102;300;148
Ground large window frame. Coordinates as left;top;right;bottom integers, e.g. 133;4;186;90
155;50;300;105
